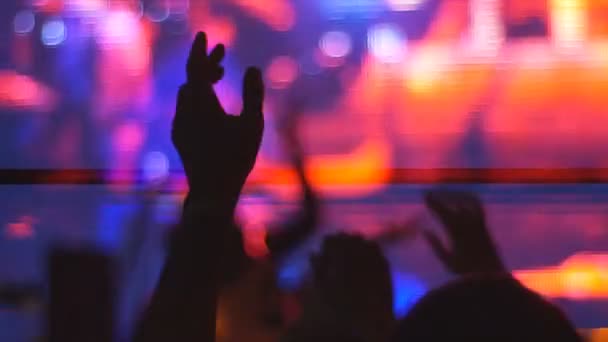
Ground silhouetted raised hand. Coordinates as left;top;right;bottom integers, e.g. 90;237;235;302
134;32;264;342
424;190;505;275
173;31;264;214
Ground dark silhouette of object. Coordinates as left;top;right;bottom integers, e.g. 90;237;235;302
133;31;264;342
283;233;394;342
394;191;581;341
48;249;115;342
212;96;320;342
0;283;43;309
393;274;582;342
266;98;319;261
423;190;505;274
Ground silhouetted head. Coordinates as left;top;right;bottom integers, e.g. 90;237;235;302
393;274;582;342
283;233;394;342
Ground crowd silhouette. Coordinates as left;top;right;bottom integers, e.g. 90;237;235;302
46;32;583;342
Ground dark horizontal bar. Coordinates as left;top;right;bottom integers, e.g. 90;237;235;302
2;168;608;185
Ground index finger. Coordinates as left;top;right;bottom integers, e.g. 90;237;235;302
187;32;208;84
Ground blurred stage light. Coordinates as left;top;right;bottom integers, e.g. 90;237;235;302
143;151;170;182
385;0;426;11
320;31;352;58
392;271;426;317
469;0;503;56
367;23;407;63
321;0;383;19
114;122;145;152
266;56;299;89
99;10;140;45
14;10;36;35
552;0;586;51
41;19;67;46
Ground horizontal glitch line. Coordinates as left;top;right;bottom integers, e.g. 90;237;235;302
1;168;608;185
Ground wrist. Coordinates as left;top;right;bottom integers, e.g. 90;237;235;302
184;192;238;218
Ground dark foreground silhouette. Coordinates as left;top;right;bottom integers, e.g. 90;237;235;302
126;32;583;342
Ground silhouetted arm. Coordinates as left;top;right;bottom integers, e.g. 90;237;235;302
134;31;264;342
133;206;231;342
266;104;319;260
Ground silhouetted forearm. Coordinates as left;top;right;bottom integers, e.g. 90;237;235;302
266;161;318;260
133;207;232;342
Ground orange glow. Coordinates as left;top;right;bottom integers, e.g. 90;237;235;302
515;253;608;299
551;0;588;51
253;139;391;196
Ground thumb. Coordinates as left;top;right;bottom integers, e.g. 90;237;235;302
242;67;264;117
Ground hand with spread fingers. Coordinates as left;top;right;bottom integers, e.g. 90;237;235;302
173;32;265;214
424;190;506;275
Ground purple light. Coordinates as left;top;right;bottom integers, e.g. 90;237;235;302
14;10;36;35
320;31;352;58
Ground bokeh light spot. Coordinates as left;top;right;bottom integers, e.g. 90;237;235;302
320;31;352;58
14;10;36;35
41;19;67;46
266;56;299;89
143;151;170;182
367;23;406;63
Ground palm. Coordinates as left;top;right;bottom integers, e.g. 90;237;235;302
172;32;264;211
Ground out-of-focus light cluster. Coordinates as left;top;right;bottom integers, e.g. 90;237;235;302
367;23;407;63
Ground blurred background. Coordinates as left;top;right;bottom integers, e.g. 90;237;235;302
1;0;608;340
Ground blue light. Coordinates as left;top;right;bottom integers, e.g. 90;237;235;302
41;19;67;46
368;23;407;63
143;151;170;182
392;271;427;317
321;0;384;19
277;259;310;291
14;10;36;35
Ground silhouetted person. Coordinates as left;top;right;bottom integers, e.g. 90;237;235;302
133;31;265;342
393;274;582;342
282;233;394;342
394;190;581;342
